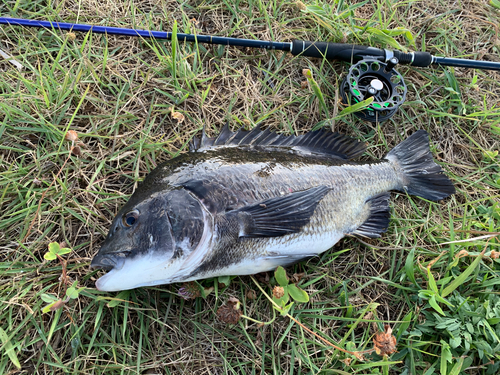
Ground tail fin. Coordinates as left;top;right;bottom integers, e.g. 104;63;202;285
386;130;455;201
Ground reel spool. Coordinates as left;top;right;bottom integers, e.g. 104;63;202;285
340;58;407;122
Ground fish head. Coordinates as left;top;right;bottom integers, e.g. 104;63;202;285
91;188;209;291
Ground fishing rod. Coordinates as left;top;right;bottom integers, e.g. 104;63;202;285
1;16;500;121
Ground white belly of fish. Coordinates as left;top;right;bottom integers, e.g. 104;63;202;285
182;230;345;282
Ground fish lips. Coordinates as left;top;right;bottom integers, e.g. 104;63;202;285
91;252;127;272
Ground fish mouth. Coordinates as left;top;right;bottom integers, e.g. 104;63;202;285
91;253;128;291
91;249;188;291
91;253;127;271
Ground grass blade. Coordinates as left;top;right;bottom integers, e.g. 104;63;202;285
441;249;486;297
0;327;21;369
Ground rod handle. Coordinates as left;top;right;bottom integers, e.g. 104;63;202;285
393;51;432;67
291;40;384;61
291;40;433;67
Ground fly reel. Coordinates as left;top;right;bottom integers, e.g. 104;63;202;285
340;58;407;122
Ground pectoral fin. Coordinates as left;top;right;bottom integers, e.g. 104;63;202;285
229;185;331;238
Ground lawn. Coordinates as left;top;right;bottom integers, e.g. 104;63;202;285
1;0;500;374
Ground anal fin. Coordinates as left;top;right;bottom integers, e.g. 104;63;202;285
352;193;391;239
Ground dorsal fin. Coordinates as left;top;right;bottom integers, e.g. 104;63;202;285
213;123;233;145
200;125;213;148
190;125;366;160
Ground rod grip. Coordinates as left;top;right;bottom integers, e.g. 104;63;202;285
292;40;434;68
393;51;432;67
291;40;385;61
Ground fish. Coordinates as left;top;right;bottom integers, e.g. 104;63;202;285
91;126;455;291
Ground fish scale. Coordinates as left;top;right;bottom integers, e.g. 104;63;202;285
91;128;455;291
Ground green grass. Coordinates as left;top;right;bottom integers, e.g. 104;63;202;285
1;0;500;374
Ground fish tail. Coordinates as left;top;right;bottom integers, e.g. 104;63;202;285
386;130;455;201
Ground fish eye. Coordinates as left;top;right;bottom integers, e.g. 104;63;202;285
122;210;139;227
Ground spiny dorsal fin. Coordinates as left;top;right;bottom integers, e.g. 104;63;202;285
190;125;366;160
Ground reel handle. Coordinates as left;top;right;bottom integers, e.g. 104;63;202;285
291;40;432;67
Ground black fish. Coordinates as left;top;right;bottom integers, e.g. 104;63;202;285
91;127;454;291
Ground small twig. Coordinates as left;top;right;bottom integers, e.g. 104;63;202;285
250;275;365;360
56;254;69;285
465;359;495;371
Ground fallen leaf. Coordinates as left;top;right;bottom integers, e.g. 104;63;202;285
171;111;185;124
291;272;305;283
341;357;352;366
360;311;373;327
255;272;270;284
246;289;257;300
50;299;66;312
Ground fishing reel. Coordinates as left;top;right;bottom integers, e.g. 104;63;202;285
340;57;407;122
